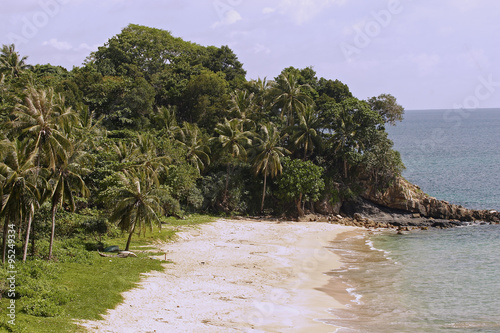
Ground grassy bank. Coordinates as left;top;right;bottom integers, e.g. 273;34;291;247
0;215;215;333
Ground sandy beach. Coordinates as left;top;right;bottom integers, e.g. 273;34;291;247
80;219;358;333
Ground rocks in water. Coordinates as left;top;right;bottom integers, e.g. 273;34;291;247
361;177;500;224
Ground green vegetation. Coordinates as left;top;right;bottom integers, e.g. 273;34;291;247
0;214;214;332
0;23;405;331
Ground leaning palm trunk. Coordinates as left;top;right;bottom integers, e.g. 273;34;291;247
260;173;267;213
22;213;33;262
48;201;58;259
125;222;137;251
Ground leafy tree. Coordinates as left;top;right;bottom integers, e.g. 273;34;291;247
252;123;290;212
367;93;405;125
323;98;384;179
109;171;165;251
203;45;246;85
317;78;353;105
180;70;230;129
276;157;325;217
91;24;204;79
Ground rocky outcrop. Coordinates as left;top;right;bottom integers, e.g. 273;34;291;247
361;177;499;223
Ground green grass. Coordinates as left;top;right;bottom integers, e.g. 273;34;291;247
0;214;215;333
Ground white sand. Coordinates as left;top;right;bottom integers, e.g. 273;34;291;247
80;219;357;333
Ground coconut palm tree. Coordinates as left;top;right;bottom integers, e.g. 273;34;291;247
229;90;256;129
155;106;180;139
109;170;165;251
47;144;91;259
252;123;290;212
10;86;76;173
289;106;323;160
0;138;40;263
0;44;29;78
176;122;210;174
272;72;313;126
211;118;253;206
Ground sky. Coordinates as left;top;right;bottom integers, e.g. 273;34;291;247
1;0;500;110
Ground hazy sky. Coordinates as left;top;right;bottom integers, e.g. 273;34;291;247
2;0;500;110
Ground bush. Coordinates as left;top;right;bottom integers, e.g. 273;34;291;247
12;261;72;317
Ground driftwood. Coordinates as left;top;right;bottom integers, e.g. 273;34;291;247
97;250;138;258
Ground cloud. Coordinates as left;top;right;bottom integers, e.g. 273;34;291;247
42;39;98;52
42;38;72;51
211;4;242;29
262;7;276;14
253;43;271;54
278;0;346;25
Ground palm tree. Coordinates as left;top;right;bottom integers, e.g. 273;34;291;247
155;106;180;139
47;144;91;259
130;133;171;183
330;109;359;179
252;123;290;212
0;138;39;263
109;171;164;251
176;122;210;174
0;44;29;78
249;77;274;119
211;118;253;206
289;106;323;160
10;86;75;173
229;90;256;129
272;72;313;126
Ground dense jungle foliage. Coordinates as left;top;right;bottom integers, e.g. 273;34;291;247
0;24;406;263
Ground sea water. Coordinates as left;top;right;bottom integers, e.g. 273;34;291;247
327;109;500;332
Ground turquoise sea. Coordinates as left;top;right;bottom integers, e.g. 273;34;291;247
328;109;500;332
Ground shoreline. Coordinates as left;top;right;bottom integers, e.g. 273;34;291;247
79;219;360;332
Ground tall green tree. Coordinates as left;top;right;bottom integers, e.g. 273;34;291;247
276;157;325;217
47;144;91;259
0;138;39;263
272;72;313;126
0;44;29;78
176;122;210;174
211;118;253;208
109;171;165;251
10;86;75;172
289;106;323;160
367;93;405;126
252;123;290;212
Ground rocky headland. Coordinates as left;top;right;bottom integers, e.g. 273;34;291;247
313;178;499;229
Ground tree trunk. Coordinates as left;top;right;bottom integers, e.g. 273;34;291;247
343;159;348;179
125;223;137;251
48;203;58;259
22;214;33;262
260;174;267;213
223;163;231;207
296;193;304;217
2;216;10;264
